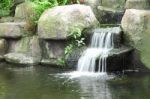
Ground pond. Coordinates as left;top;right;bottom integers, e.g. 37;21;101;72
0;64;150;99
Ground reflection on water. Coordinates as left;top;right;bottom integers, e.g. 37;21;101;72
76;76;112;99
0;65;150;99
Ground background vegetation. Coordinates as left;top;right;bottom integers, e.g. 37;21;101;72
0;0;12;16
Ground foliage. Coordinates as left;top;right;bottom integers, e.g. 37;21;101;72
0;0;12;16
29;0;80;23
57;58;66;67
65;26;85;59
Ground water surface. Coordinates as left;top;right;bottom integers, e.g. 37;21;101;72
0;65;150;99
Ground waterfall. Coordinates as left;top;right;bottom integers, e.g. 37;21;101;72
77;31;114;73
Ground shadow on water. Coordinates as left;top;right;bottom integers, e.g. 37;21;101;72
0;64;150;99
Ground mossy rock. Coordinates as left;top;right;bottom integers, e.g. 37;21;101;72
0;22;34;38
38;4;99;40
14;2;36;22
121;9;150;69
4;36;41;65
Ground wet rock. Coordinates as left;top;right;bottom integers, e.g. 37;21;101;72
125;0;150;9
38;4;99;40
0;22;34;38
66;47;86;68
4;53;35;65
92;46;134;72
5;36;41;65
97;6;124;24
106;46;133;71
121;9;150;69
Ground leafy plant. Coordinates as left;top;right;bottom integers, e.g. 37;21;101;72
57;58;66;67
65;26;85;59
0;0;12;16
29;0;81;23
65;44;73;58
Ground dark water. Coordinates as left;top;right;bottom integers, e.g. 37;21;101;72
0;65;150;99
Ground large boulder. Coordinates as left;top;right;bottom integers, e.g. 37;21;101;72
38;4;99;40
4;36;41;65
0;22;34;38
125;0;150;9
121;9;150;69
0;39;8;61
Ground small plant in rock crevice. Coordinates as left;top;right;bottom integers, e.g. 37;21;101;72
65;26;86;59
56;26;86;67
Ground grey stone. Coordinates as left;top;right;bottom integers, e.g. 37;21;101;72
0;22;34;38
0;17;14;23
40;40;66;65
38;4;99;40
14;2;36;22
121;9;150;69
0;39;8;61
5;36;41;65
84;0;126;23
97;6;124;24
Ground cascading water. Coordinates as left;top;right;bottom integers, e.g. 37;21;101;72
77;31;114;73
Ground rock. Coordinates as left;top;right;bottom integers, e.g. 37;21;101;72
0;17;14;23
14;2;36;22
125;0;150;9
13;0;25;5
97;6;124;24
84;0;126;24
66;47;86;68
121;9;150;69
10;0;25;16
14;2;36;32
38;4;99;40
100;0;126;10
4;53;35;65
0;39;8;55
0;39;8;61
5;36;41;65
83;0;101;18
40;40;66;65
0;22;34;38
104;46;134;71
